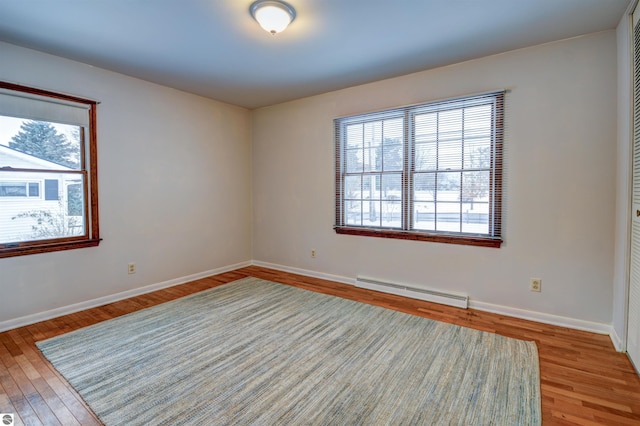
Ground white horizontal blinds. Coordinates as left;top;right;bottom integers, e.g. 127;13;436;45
335;118;343;227
402;111;411;228
0;89;90;127
492;93;504;239
338;111;404;229
411;92;502;237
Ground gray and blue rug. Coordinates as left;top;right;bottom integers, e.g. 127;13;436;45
37;277;541;425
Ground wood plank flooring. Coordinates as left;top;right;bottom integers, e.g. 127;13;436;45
0;265;639;425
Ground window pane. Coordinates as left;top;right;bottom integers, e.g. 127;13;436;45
0;116;81;170
461;171;490;204
67;183;84;216
344;175;362;200
382;141;403;171
461;171;490;234
383;118;403;142
345;148;362;173
464;138;491;169
44;179;59;201
345;124;363;148
438;109;462;141
381;200;401;228
435;172;460;232
413;173;435;201
464;104;492;138
364;121;382;149
362;198;381;227
345;200;362;226
363;147;380;172
436;203;461;232
362;174;379;201
381;174;402;200
437;171;460;192
1;171;86;244
414;201;435;230
28;182;39;197
438;140;462;170
382;117;403;172
414;112;437;143
0;182;27;197
415;142;437;171
462;202;489;234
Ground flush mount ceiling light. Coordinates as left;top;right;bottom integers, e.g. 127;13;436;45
250;0;296;35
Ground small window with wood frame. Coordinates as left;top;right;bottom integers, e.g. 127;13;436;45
334;91;504;248
0;82;100;258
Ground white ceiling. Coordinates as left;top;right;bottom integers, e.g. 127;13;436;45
0;0;630;109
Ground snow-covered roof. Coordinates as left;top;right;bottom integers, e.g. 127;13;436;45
0;144;73;170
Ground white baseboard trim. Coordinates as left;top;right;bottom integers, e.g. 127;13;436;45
610;327;626;352
251;260;355;286
0;260;252;333
2;259;617;346
252;261;614;338
469;300;612;336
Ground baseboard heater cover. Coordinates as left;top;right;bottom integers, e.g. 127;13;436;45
355;277;468;309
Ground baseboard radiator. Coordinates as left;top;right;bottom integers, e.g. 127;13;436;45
355;277;468;309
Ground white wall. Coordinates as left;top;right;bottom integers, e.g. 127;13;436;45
0;30;620;331
0;42;253;325
252;31;617;326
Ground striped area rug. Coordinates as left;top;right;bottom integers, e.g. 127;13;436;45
37;277;541;425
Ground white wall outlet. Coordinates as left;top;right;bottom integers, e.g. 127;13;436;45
311;249;316;258
128;262;136;274
530;278;541;292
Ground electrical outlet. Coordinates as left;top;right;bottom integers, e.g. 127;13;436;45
530;278;541;292
128;262;136;274
311;249;316;258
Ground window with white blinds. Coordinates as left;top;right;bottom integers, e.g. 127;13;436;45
0;82;100;258
334;91;504;247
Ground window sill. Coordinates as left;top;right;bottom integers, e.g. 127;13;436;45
334;227;502;248
0;238;101;258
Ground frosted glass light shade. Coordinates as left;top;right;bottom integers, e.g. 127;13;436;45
250;0;296;35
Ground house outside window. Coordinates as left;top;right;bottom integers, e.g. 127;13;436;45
334;91;504;248
0;82;100;258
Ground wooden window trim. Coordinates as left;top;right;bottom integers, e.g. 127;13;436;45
0;82;100;258
334;226;502;248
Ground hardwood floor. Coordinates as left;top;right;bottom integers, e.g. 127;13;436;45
1;265;639;425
